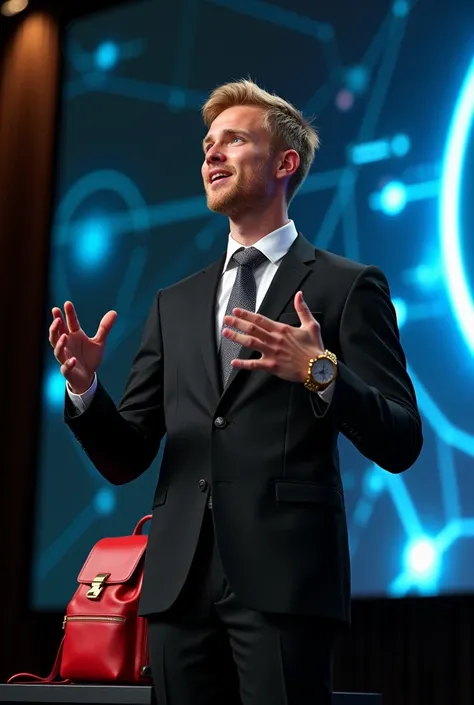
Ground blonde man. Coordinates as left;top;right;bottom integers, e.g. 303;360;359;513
51;79;422;704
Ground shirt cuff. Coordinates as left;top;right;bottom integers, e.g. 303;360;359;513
66;373;98;414
317;380;335;404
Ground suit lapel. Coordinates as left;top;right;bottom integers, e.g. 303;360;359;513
197;253;226;399
222;234;316;393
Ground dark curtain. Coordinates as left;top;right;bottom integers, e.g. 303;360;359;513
0;7;473;705
0;6;63;686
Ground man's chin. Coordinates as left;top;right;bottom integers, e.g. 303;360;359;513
206;194;234;216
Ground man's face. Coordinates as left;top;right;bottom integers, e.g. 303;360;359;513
201;105;278;217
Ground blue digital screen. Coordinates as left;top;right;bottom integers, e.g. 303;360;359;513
32;0;474;609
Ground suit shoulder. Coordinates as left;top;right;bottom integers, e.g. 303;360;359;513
313;247;387;284
159;254;224;298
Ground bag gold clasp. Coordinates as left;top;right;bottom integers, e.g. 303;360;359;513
86;572;110;600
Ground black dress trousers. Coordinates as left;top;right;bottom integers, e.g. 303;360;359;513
147;509;338;705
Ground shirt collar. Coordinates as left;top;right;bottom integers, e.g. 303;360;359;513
222;220;298;272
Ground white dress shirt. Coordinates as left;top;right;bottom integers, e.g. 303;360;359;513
67;220;333;413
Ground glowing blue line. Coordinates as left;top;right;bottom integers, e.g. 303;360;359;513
36;503;97;581
437;438;460;520
439;56;474;356
361;14;392;69
408;365;474;456
406;180;439;201
114;246;148;315
436;519;474;553
358;15;407;141
384;473;422;537
205;0;332;41
297;168;342;195
66;75;207;109
314;169;356;249
342;193;360;261
171;0;200;94
353;499;373;526
350;139;391;164
54;169;341;248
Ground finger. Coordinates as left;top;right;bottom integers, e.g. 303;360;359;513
64;301;81;333
60;357;77;377
49;316;67;347
52;307;65;324
94;310;118;344
222;327;273;356
231;357;274;371
293;291;316;324
223;315;274;346
230;308;281;333
54;334;69;365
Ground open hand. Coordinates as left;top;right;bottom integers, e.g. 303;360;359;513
222;291;324;383
49;301;117;394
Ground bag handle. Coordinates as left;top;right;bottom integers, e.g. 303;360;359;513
133;514;152;536
7;637;70;684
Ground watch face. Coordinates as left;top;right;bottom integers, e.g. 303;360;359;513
312;358;335;384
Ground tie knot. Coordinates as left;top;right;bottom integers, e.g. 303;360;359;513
232;247;267;270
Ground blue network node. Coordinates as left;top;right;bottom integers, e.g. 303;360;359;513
345;65;369;94
95;42;119;71
379;181;407;215
94;487;116;516
404;536;440;589
73;218;110;271
44;368;65;410
391;133;411;157
392;0;410;17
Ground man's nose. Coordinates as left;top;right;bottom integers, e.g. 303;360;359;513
206;145;226;163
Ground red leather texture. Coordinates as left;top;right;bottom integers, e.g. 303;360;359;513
59;515;152;684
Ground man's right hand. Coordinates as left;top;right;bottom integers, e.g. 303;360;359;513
49;301;117;395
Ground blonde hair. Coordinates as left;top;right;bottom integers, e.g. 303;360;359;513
202;79;320;203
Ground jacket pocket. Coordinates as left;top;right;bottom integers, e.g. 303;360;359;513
274;480;343;511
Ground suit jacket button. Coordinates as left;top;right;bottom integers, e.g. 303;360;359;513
198;479;208;492
214;416;227;428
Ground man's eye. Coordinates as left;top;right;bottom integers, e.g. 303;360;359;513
231;136;243;144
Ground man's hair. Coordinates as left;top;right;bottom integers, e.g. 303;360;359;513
202;78;320;204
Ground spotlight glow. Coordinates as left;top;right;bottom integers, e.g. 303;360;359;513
439;56;474;356
404;537;439;579
95;42;119;71
45;369;65;410
379;181;407;215
74;218;110;270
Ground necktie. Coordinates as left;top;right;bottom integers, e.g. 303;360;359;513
220;247;268;387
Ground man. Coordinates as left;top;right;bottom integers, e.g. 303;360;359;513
49;79;423;704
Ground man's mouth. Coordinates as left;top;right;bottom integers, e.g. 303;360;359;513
209;171;232;185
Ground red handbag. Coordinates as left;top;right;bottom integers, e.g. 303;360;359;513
8;515;152;685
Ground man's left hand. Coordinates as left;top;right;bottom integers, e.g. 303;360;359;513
222;291;324;383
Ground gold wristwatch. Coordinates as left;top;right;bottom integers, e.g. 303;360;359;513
304;350;338;393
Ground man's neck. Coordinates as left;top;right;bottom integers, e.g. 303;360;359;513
229;209;290;247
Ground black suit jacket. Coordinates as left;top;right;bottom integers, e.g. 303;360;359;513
65;234;423;623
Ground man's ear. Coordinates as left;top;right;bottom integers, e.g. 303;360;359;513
275;149;300;181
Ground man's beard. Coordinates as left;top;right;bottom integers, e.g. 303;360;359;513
205;171;269;218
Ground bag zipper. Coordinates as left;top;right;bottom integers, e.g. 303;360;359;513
63;615;126;629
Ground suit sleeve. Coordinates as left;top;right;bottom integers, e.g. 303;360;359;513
310;265;423;473
64;291;166;485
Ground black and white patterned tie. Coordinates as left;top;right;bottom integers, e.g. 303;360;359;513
220;247;268;387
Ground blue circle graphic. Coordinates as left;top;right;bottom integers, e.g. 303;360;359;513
439;56;474;356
